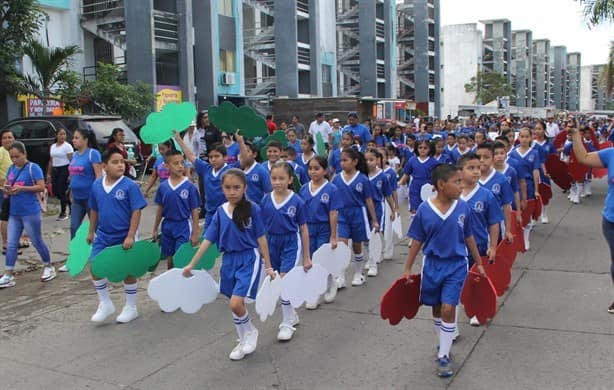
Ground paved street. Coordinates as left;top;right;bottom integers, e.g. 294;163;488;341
1;180;613;390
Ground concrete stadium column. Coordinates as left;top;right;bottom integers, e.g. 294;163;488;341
275;0;299;97
193;0;217;109
176;0;195;103
125;0;156;105
383;0;396;98
309;0;322;96
359;0;377;97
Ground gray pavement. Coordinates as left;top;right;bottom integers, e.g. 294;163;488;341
1;180;613;390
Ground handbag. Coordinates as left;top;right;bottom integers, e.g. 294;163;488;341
1;164;28;220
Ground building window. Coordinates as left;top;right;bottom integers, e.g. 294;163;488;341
218;0;234;17
220;50;235;72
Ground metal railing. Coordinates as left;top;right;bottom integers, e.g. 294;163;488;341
82;0;123;18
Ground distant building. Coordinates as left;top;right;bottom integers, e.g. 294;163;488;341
551;45;568;110
511;30;533;107
480;19;512;84
441;23;482;117
580;64;611;111
566;52;581;111
532;39;552;107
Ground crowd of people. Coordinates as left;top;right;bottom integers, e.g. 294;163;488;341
0;109;613;377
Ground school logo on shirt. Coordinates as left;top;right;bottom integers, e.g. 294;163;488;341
492;184;501;194
356;183;363;193
180;189;189;199
251;174;259;182
321;193;330;203
376;180;383;189
458;214;465;228
115;189;125;200
528;155;534;162
474;201;484;213
287;206;296;217
506;177;512;184
244;217;253;230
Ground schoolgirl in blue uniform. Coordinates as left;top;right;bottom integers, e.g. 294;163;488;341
399;140;440;214
382;157;400;260
509;127;541;250
328;132;353;178
533;120;557;222
365;148;396;276
236;133;272;203
174;132;234;228
433;138;452;164
260;162;312;341
332;147;379;288
282;146;308;185
183;168;274;361
87;148;147;324
402;164;485;378
286;129;302;154
449;135;471;164
152;150;201;269
493;141;523;231
372;125;388;148
297;137;316;170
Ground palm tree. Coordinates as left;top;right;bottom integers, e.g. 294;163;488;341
579;0;614;26
19;40;80;113
601;41;614;98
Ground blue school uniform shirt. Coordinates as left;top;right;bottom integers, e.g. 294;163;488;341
434;153;452;164
369;169;393;203
154;177;200;221
69;148;101;200
329;148;342;174
260;192;307;234
461;185;503;249
6;162;44;216
500;164;520;195
288;140;302;154
400;146;415;163
408;199;474;261
534;140;556;163
509;147;540;198
286;160;308;185
225;142;240;165
332;171;373;208
204;202;266;252
403;156;439;183
383;166;398;191
342;123;372;143
374;135;388;147
296;152;315;172
298;181;342;224
598;148;614;222
243;162;272;203
88;176;147;239
194;160;232;214
479;168;514;208
450;147;471;164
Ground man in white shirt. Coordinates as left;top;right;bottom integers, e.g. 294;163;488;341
308;112;332;148
183;121;201;158
546;117;561;139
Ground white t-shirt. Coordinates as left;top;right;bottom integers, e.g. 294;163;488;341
546;122;560;139
50;142;74;167
309;120;332;144
388;157;400;171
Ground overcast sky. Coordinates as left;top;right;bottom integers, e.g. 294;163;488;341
440;0;613;65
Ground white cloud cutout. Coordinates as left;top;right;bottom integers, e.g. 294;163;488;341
147;268;219;314
280;264;329;309
312;242;351;278
255;273;282;322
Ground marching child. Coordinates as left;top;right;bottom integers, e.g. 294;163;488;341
87;148;148;323
283;146;308;185
329;132;354;178
399;140;439;215
152;150;200;269
458;153;503;326
433;137;452;164
297;137;316;170
236;133;272;203
143;140;176;197
262;141;283;172
260;162;311;341
533;121;556;223
332;147;379;288
493;141;523;228
286;129;302;154
383;155;400;260
449;135;470;164
183;168;274;361
402;164;485;377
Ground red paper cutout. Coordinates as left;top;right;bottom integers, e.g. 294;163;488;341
380;275;421;325
553;131;567;150
511;211;526;254
496;238;517;268
545;155;571;191
461;271;497;324
471;256;511;297
521;199;537;227
538;183;552;206
533;197;543;221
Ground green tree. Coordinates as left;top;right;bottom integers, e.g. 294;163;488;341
0;0;44;89
578;0;614;26
81;62;155;122
15;40;81;113
464;71;514;105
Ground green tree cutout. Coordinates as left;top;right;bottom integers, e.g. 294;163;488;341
464;71;514;105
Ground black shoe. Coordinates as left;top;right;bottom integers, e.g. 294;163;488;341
608;301;614;314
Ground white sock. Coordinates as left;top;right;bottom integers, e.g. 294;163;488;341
124;282;137;307
438;321;456;359
541;206;547;219
354;252;364;274
232;312;245;340
523;226;531;248
280;297;295;324
93;279;111;304
433;316;442;337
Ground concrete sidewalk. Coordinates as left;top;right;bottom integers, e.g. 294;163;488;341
0;181;612;390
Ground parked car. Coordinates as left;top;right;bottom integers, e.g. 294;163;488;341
1;115;143;175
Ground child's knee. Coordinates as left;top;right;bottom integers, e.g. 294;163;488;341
229;296;245;315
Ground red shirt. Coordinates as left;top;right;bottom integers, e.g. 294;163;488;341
267;120;277;135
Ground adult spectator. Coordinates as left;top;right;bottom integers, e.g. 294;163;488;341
196;110;222;158
183;121;201;159
569;125;614;314
342;112;372;143
0;130;26;256
0;141;55;288
107;128;137;178
291;115;305;139
309;112;332;148
46;128;73;221
546;117;561;139
266;114;277;134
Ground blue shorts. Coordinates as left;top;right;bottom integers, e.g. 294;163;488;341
338;206;370;242
409;181;426;212
420;257;468;306
307;222;330;256
220;249;263;299
160;219;191;257
91;230;127;260
268;232;301;273
469;243;488;268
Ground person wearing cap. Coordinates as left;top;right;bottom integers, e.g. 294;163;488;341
329;118;342;150
342;112;372;144
183;120;201;160
308;113;332;151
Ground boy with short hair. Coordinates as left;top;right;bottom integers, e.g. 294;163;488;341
493;142;522;227
152;150;200;269
402;164;485;378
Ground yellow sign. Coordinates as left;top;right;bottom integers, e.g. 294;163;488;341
156;86;183;112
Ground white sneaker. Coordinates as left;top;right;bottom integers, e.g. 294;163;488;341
469;315;481;326
367;264;378;277
585;182;592;196
58;264;68;272
277;323;296;341
0;274;16;288
116;305;138;323
572;192;580;204
363;262;370;271
41;266;56;282
336;275;347;289
91;302;116;323
242;328;259;354
305;300;319;310
323;277;338;303
452;329;460;342
351;273;365;286
229;341;246;360
541;215;549;224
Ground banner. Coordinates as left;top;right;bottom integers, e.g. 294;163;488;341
156;85;182;112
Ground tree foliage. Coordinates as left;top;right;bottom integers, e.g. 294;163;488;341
0;0;44;87
81;63;155;122
464;71;514;105
578;0;614;27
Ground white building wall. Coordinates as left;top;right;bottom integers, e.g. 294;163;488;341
441;23;482;118
580;65;593;112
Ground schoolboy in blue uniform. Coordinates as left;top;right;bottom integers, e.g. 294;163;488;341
152;150;201;269
402;164;485;378
87;148;147;324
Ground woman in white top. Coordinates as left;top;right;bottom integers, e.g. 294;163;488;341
46;128;73;220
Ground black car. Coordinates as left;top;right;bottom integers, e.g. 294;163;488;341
1;115;143;175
